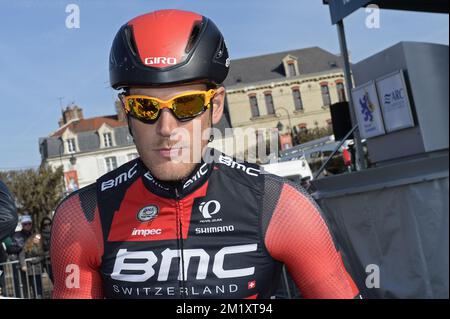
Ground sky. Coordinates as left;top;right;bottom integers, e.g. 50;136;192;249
0;0;448;170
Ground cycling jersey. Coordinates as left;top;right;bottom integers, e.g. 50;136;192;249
50;149;359;299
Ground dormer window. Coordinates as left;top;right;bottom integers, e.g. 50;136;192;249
98;123;115;148
282;55;299;77
287;61;297;77
103;132;113;148
67;138;76;153
61;128;77;154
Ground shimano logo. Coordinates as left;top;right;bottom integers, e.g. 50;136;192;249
111;244;257;282
144;57;177;66
218;155;260;177
183;163;209;189
199;200;221;219
195;225;235;235
101;163;138;191
131;228;162;237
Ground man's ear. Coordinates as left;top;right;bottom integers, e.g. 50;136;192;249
211;86;225;125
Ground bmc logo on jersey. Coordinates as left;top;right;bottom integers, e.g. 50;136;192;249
101;163;138;191
218;155;260;177
111;244;257;282
144;57;177;66
199;200;221;219
183;163;208;189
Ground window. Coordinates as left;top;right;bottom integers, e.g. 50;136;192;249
128;153;139;161
105;156;118;172
66;138;76;153
321;83;331;106
292;88;303;111
264;92;275;115
249;95;260;118
336;82;346;102
103;132;113;147
288;63;297;77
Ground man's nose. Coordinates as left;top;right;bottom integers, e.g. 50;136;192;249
155;108;179;137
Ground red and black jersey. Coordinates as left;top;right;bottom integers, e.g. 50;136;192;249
51;149;360;299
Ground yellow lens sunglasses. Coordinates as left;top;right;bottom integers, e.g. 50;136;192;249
121;89;216;123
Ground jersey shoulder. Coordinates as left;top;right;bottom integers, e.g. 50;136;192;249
53;182;97;224
212;151;264;192
96;158;142;197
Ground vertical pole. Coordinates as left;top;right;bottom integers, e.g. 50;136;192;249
282;266;292;299
336;20;366;170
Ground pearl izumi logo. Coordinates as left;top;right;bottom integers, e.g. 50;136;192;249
137;205;159;222
199;200;221;220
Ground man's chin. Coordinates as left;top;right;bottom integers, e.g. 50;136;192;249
145;161;197;182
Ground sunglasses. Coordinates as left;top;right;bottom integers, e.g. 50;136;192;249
121;90;216;124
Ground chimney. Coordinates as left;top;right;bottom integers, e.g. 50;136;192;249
59;104;84;126
115;99;127;122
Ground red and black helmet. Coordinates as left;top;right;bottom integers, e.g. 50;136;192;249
109;9;230;89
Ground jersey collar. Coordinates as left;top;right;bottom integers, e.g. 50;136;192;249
141;150;215;199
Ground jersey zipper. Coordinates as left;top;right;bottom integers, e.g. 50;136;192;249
174;187;186;299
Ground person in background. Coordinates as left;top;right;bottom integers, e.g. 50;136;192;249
39;217;53;282
8;214;34;298
19;233;45;298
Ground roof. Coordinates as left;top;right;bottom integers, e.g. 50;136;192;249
51;115;126;137
223;46;345;87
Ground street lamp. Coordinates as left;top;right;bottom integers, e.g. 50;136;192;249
69;154;77;166
275;107;295;144
276;121;284;132
275;107;293;133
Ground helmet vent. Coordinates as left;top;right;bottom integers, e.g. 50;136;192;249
215;37;225;59
185;21;203;54
124;26;138;57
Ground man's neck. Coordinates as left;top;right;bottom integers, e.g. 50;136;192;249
141;151;215;199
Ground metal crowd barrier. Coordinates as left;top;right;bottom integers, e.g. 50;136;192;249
0;255;53;299
1;255;295;299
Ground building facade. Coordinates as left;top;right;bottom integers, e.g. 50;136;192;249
39;104;138;190
223;47;348;148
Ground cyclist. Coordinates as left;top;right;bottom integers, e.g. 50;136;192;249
51;9;360;299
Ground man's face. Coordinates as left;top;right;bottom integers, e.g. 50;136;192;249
22;222;32;231
124;83;225;182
